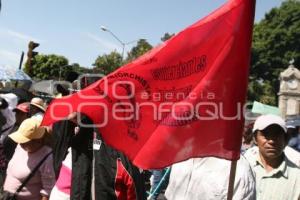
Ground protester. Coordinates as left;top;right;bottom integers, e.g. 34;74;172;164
0;102;30;184
3;102;30;162
241;123;255;154
0;93;18;142
49;118;91;200
0;96;8;186
244;114;300;200
165;156;256;200
29;97;46;120
245;144;300;168
12;102;30;125
50;147;72;200
49;75;144;200
0;93;17;186
3;118;55;200
245;123;300;167
149;169;170;200
284;143;300;167
0;96;9;137
288;126;300;152
49;116;147;200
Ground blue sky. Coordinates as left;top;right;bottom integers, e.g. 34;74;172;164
0;0;284;69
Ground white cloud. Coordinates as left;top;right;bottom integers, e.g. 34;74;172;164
85;32;121;52
0;28;43;43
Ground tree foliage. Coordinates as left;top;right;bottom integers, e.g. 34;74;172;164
161;32;175;42
71;63;93;74
93;50;122;75
248;80;277;105
92;39;153;74
24;54;90;80
125;39;153;63
24;54;69;80
248;0;300;105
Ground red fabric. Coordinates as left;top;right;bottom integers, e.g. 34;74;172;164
115;159;137;200
42;0;255;169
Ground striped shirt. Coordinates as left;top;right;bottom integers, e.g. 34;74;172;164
245;148;300;200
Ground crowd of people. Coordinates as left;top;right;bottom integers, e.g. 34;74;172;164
1;77;300;200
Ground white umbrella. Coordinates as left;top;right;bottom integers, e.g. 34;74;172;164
30;80;72;95
0;69;10;80
0;67;31;81
13;69;31;81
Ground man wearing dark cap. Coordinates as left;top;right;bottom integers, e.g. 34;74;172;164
244;114;300;200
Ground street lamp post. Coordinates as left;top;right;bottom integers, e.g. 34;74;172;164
100;26;125;60
100;26;140;61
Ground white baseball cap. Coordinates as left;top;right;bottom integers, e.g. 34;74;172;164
253;114;287;133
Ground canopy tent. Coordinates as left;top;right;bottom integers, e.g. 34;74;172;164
251;101;281;116
243;101;281;126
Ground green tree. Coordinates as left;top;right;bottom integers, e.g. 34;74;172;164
24;54;69;80
93;50;122;75
248;80;277;105
161;32;175;42
249;0;300;104
125;39;153;63
71;63;92;74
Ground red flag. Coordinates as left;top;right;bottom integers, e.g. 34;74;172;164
42;0;255;169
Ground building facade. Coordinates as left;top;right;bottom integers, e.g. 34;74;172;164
278;61;300;119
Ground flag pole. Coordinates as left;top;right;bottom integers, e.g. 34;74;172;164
227;160;237;200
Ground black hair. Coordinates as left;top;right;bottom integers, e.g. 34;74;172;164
0;97;8;109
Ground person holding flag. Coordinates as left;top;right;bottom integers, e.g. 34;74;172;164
42;0;256;171
41;0;256;199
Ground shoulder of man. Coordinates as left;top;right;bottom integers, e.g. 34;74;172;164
243;146;258;166
284;146;300;168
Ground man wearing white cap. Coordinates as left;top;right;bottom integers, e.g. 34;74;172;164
244;114;300;200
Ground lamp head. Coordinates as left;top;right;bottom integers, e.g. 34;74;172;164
100;26;108;31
